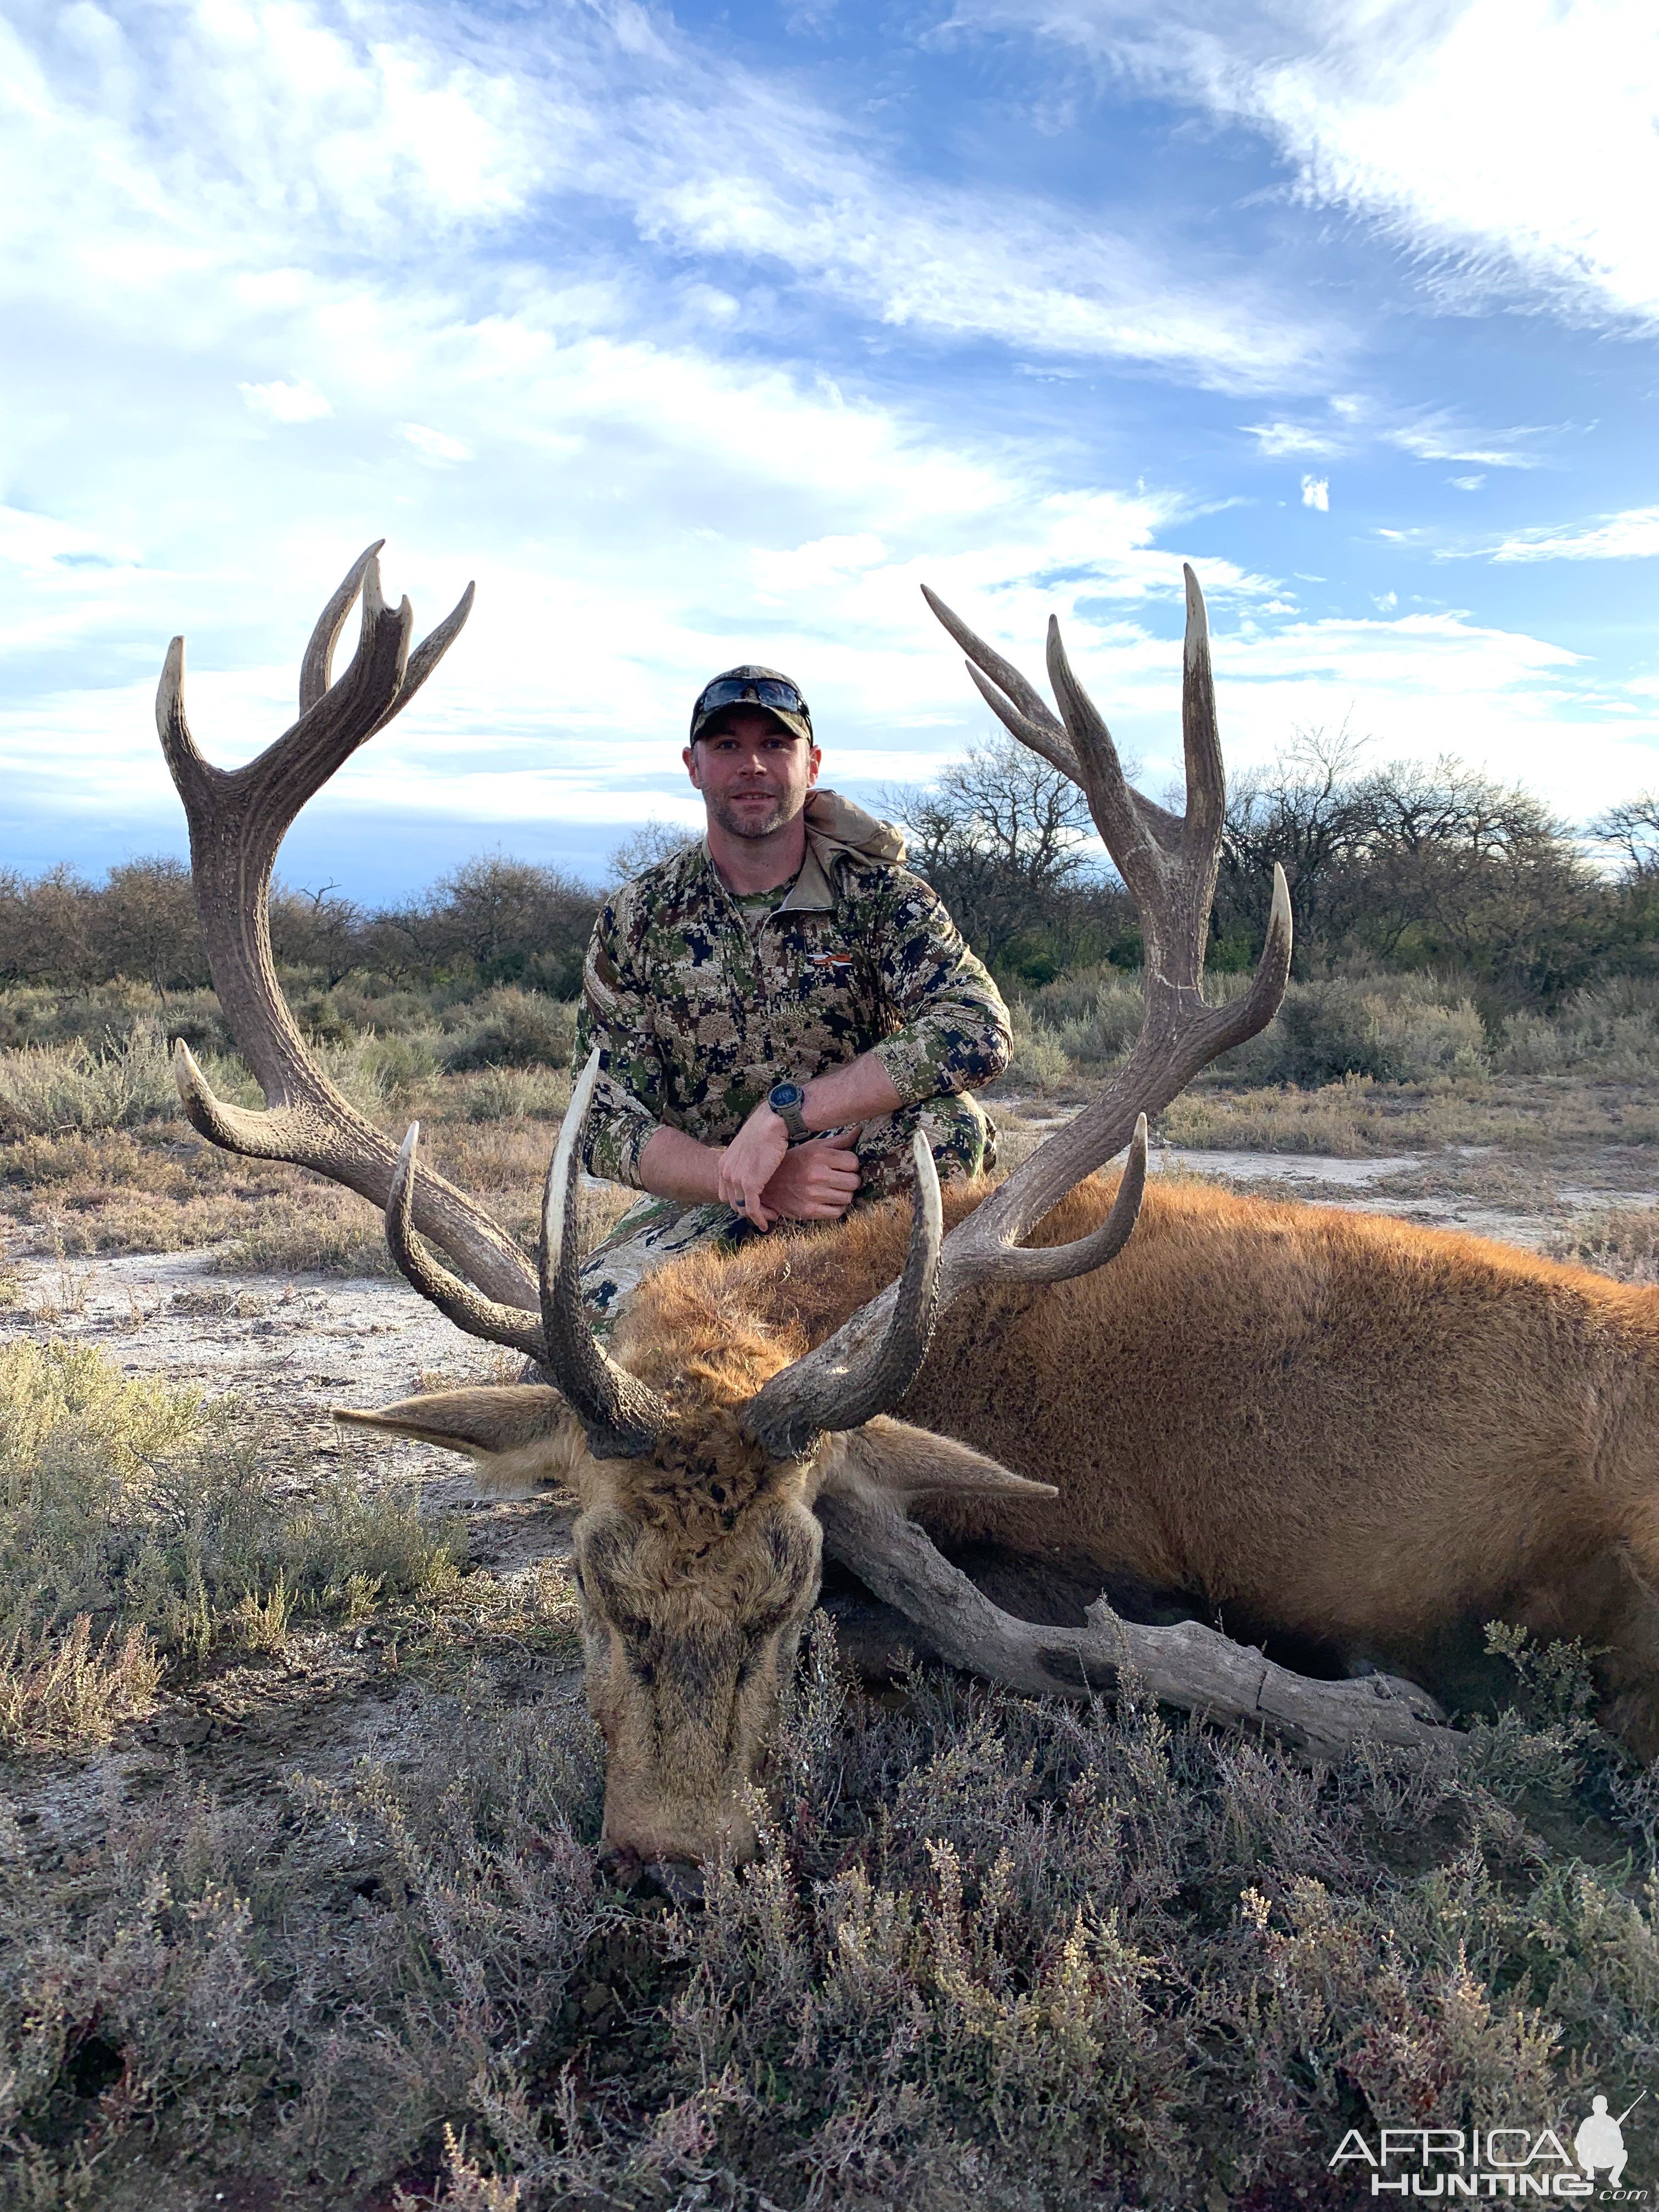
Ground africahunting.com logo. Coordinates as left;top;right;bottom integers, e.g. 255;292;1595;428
1330;2094;1647;2199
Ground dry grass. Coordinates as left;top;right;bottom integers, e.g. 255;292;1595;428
0;1614;163;1750
1;1617;1654;2212
1160;1072;1659;1157
0;1338;471;1737
1547;1204;1659;1284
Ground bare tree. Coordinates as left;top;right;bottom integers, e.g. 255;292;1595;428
606;820;698;886
1217;725;1372;970
885;735;1107;964
1590;794;1659;881
92;857;207;993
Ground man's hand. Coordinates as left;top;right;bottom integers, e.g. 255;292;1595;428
718;1100;793;1229
718;1103;865;1231
760;1128;862;1223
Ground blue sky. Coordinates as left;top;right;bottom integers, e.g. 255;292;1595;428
3;0;1657;901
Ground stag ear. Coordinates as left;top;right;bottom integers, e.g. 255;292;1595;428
816;1418;1058;1508
334;1386;583;1496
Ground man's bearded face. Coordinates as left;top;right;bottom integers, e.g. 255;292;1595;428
687;708;820;841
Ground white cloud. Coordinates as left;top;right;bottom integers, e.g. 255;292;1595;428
967;0;1659;327
1487;507;1659;562
1449;475;1485;492
1301;476;1329;511
399;422;472;464
1242;398;1549;470
1242;420;1339;459
0;0;1338;395
240;377;332;422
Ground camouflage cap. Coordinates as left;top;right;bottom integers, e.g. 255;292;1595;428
689;665;814;748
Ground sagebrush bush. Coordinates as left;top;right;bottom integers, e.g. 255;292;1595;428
443;987;577;1072
1547;1204;1659;1284
1220;972;1488;1086
0;1340;469;1709
0;1022;181;1139
999;1005;1074;1094
1499;976;1659;1079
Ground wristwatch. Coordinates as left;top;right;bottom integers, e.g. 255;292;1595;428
766;1080;810;1140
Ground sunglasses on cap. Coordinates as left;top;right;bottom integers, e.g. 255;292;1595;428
693;675;810;721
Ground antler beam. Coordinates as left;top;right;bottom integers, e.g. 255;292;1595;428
817;1491;1465;1765
157;544;539;1311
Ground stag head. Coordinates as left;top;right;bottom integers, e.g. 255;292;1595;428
160;544;1297;1888
340;1059;1070;1877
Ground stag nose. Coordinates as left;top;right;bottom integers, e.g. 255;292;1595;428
597;1842;707;1905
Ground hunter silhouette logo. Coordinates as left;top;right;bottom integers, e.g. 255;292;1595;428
1576;2094;1645;2193
1329;2093;1648;2197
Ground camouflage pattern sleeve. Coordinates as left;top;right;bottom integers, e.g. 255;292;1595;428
573;892;665;1188
865;871;1013;1107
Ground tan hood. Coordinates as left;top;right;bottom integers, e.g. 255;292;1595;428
788;790;906;909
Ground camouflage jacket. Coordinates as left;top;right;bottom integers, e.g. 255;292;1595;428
575;791;1012;1187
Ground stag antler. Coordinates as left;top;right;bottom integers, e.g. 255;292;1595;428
746;563;1291;1442
157;543;539;1310
816;1488;1463;1765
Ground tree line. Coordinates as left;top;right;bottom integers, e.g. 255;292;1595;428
891;733;1659;1007
4;734;1658;1009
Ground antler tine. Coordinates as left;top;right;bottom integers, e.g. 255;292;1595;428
981;1114;1148;1285
539;1054;674;1459
300;540;383;714
746;1133;945;1462
375;579;476;733
1178;562;1226;861
921;583;1082;781
385;1125;549;1363
1045;616;1159;891
159;544;535;1312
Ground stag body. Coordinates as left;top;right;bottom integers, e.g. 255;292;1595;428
687;1175;1659;1759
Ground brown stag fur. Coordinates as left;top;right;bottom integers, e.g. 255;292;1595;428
652;1172;1659;1756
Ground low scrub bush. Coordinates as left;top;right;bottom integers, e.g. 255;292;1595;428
0;1340;469;1723
442;987;577;1072
1221;972;1488;1087
0;1022;181;1139
7;1622;1650;2208
450;1063;575;1122
998;1005;1075;1096
0;1614;163;1750
1547;1205;1659;1284
1500;976;1659;1079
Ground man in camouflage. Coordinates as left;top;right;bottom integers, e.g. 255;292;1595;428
575;665;1011;1328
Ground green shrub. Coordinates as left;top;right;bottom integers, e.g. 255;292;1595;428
0;1340;469;1690
443;987;578;1072
1220;973;1488;1086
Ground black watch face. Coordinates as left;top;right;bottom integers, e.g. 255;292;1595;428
771;1083;805;1110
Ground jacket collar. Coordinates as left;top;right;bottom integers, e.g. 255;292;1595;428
695;790;906;913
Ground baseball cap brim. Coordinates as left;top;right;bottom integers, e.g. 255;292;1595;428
690;702;814;747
